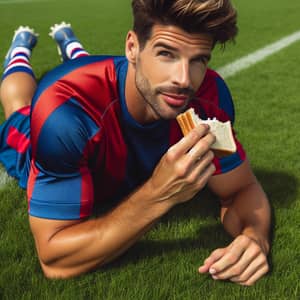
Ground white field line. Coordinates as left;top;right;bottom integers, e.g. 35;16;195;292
217;30;300;79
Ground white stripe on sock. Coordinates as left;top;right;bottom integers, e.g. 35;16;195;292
4;62;32;73
8;55;30;65
66;42;86;59
71;50;89;59
10;47;31;59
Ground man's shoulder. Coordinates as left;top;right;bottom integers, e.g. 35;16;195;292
193;68;235;122
36;55;126;93
197;68;225;95
31;55;127;122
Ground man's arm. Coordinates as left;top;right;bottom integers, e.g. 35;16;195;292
30;125;216;279
199;159;271;286
30;184;167;279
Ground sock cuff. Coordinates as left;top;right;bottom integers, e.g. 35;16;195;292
2;66;35;82
66;42;88;59
10;46;31;60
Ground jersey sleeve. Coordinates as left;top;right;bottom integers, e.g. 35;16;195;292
27;98;101;220
212;75;247;175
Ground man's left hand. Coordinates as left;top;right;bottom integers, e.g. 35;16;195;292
198;234;269;286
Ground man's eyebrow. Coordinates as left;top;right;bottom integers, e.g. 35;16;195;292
153;42;211;60
153;42;178;51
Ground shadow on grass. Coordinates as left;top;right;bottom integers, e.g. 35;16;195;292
253;168;298;208
253;168;298;275
156;167;298;228
99;168;297;272
102;223;228;271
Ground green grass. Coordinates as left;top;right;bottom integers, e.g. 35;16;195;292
1;0;300;299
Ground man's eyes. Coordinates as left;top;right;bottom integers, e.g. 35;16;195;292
192;56;209;64
157;50;174;58
156;51;209;64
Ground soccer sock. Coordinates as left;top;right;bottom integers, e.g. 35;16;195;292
2;46;35;81
66;41;89;60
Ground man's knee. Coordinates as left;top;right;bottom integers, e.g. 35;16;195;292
0;73;35;119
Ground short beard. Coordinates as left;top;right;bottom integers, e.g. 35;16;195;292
134;64;195;120
135;70;165;119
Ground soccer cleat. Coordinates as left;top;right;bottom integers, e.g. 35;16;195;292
4;26;38;68
49;21;80;62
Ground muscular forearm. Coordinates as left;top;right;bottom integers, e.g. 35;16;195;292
31;126;215;279
220;181;271;254
31;182;171;279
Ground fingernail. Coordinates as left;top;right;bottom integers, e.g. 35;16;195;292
209;268;216;275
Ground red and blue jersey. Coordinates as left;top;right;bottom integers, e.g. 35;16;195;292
0;55;246;220
0;106;31;189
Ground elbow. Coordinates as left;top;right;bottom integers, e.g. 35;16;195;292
38;254;106;279
35;243;85;279
39;260;75;279
37;251;80;279
43;270;69;280
35;248;67;279
40;262;88;279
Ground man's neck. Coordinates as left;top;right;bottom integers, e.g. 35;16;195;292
125;64;156;124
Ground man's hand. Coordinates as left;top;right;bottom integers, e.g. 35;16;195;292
148;124;216;207
29;124;216;279
198;234;269;286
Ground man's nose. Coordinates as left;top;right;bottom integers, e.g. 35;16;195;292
172;60;191;88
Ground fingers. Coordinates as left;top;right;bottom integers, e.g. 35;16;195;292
209;236;262;276
236;263;269;286
229;256;269;286
199;235;269;286
190;151;215;180
149;124;216;206
168;124;214;160
208;242;245;276
165;125;216;189
198;248;226;274
211;247;265;280
186;129;216;163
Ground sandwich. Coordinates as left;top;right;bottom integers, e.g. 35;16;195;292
176;108;236;156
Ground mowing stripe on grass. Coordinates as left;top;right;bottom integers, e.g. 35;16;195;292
217;30;300;79
0;0;50;4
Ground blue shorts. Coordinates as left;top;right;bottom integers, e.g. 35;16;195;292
0;106;31;189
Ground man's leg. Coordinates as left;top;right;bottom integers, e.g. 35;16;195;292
49;21;89;62
0;26;38;120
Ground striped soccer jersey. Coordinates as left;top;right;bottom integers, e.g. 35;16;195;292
1;55;246;220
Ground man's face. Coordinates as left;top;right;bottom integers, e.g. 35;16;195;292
133;24;213;121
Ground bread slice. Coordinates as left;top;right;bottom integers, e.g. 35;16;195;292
176;108;237;156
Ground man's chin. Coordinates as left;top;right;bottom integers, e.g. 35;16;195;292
159;106;187;120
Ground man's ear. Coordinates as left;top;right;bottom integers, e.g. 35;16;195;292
125;31;139;64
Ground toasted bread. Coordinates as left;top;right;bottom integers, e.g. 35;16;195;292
176;108;237;156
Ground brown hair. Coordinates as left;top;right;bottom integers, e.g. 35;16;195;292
132;0;238;47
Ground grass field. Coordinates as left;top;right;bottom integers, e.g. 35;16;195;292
0;0;300;299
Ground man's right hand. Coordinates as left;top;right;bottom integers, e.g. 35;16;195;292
147;124;216;207
29;124;216;279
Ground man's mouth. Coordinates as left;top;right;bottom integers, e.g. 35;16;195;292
160;92;190;107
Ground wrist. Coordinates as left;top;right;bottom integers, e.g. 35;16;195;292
139;179;173;215
242;228;270;255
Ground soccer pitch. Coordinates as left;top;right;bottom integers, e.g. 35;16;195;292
0;0;300;299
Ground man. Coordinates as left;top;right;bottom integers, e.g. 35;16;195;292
0;0;270;285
